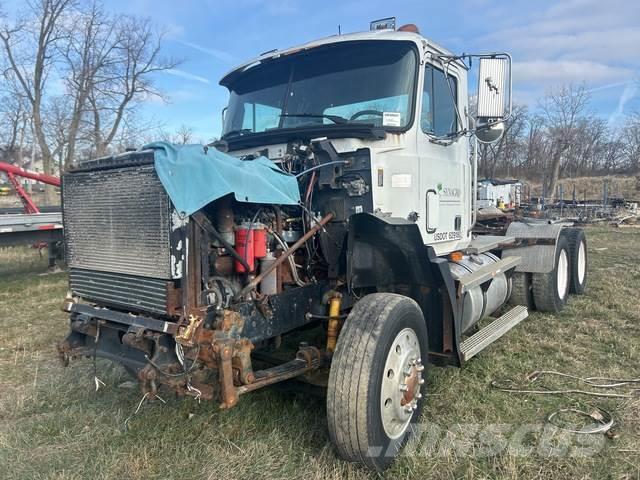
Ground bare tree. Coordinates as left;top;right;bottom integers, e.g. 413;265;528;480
0;0;74;203
2;0;176;179
601;134;625;174
478;104;527;178
159;124;194;145
0;93;29;154
566;116;608;176
538;84;590;197
175;124;193;144
43;94;72;175
59;0;116;170
86;15;178;157
621;113;640;173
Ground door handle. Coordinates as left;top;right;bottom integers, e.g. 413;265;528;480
426;189;437;234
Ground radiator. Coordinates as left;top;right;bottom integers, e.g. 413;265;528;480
63;160;173;279
69;268;168;315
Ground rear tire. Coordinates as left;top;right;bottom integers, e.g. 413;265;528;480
508;272;534;309
565;228;588;295
532;235;571;312
327;293;428;472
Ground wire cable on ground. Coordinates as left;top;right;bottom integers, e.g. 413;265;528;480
491;369;640;435
490;379;635;398
546;407;614;435
491;370;640;398
526;370;640;389
123;392;166;431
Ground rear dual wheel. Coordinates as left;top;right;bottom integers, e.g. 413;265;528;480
508;272;534;309
532;234;571;312
566;228;588;295
327;293;428;472
510;229;588;313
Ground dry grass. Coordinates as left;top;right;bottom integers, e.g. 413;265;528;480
1;227;639;479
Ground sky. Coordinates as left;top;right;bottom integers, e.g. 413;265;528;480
5;0;640;141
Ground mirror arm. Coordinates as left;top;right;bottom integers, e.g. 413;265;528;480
221;107;228;131
505;52;513;119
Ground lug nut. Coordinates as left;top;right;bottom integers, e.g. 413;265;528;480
416;393;423;399
419;378;425;385
416;365;425;372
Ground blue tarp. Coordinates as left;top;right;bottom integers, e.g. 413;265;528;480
144;142;301;217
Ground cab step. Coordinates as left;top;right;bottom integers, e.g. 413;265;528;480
459;305;529;361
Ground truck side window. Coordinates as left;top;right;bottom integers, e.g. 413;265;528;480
421;64;458;136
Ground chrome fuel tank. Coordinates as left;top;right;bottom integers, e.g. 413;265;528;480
448;252;511;333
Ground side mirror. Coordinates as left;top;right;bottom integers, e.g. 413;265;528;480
476;55;511;144
475;120;505;144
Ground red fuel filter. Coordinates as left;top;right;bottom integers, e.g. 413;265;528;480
234;223;267;273
252;226;267;258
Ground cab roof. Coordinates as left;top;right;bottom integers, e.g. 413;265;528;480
219;29;459;87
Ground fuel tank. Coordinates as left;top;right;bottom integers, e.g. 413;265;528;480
448;252;511;333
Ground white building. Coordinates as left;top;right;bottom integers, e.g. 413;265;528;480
477;179;522;209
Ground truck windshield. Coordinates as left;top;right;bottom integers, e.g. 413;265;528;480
222;41;417;137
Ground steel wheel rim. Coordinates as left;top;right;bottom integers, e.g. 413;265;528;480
380;327;424;439
577;240;586;284
557;249;569;299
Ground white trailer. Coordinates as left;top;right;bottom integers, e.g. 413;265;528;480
478;178;523;208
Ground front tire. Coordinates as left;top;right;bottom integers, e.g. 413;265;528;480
327;293;428;472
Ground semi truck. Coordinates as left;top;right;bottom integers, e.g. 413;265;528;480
58;19;588;471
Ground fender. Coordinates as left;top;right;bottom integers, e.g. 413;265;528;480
506;221;568;274
346;213;462;366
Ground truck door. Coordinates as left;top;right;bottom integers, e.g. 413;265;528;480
417;62;470;255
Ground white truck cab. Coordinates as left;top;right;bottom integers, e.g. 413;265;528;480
218;24;509;256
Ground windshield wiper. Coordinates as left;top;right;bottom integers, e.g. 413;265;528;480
279;113;349;125
222;128;253;139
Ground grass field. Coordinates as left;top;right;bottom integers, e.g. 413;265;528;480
1;227;639;479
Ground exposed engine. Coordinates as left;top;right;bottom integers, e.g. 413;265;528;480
59;138;373;405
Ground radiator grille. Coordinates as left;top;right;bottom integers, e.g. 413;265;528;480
63;163;173;279
69;268;168;315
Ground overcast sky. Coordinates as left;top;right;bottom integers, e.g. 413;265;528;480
6;0;640;141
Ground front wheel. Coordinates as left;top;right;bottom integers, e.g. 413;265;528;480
327;293;428;472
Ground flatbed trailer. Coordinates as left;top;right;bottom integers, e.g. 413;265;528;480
0;212;63;267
